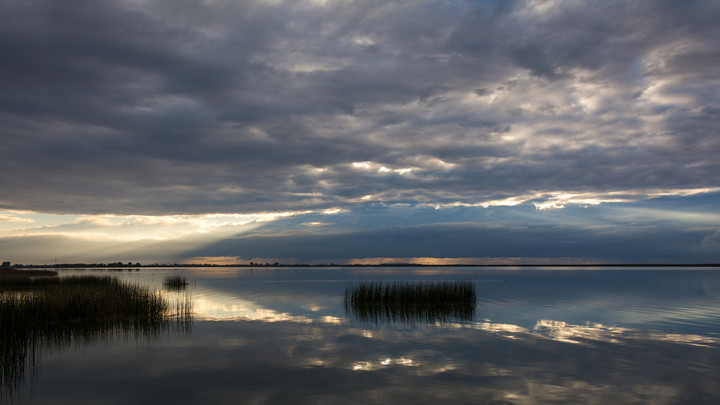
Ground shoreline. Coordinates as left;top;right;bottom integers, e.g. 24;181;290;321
5;263;720;270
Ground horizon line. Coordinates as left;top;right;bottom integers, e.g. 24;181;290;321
5;262;720;268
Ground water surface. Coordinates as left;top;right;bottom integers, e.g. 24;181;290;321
5;267;720;404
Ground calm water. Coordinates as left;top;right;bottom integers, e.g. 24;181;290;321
5;267;720;404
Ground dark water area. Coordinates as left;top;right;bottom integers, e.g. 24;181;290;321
3;267;720;404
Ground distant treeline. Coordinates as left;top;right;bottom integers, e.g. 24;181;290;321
7;262;720;269
10;262;372;269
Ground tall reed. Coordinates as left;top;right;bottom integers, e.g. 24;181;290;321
0;275;192;400
344;281;476;327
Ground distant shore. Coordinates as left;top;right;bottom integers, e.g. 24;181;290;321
4;263;720;269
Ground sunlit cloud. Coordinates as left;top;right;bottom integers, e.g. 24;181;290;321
0;210;316;241
533;188;720;210
351;161;414;176
321;208;345;215
431;187;720;211
0;214;34;223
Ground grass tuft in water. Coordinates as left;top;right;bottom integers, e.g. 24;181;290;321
344;281;476;327
163;275;189;291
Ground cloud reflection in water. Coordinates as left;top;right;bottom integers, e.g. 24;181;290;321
15;268;718;404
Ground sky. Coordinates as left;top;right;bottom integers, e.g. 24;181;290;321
1;0;720;265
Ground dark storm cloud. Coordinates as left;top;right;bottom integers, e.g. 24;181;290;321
182;195;720;263
190;221;711;263
1;0;720;215
2;193;719;263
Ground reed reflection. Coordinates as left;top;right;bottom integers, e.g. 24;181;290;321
344;281;476;326
0;275;192;401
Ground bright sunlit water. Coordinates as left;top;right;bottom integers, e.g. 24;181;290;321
5;267;720;404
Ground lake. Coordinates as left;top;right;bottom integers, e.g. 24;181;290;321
4;266;720;404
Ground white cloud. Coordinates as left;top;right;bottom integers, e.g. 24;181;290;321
0;211;312;241
0;214;35;223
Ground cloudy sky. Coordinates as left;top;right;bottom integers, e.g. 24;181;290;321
1;0;719;265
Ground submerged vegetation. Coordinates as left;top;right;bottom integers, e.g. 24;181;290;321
345;281;476;326
0;275;192;400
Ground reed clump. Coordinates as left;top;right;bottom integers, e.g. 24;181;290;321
0;275;191;400
344;281;476;326
1;276;168;327
163;275;188;291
